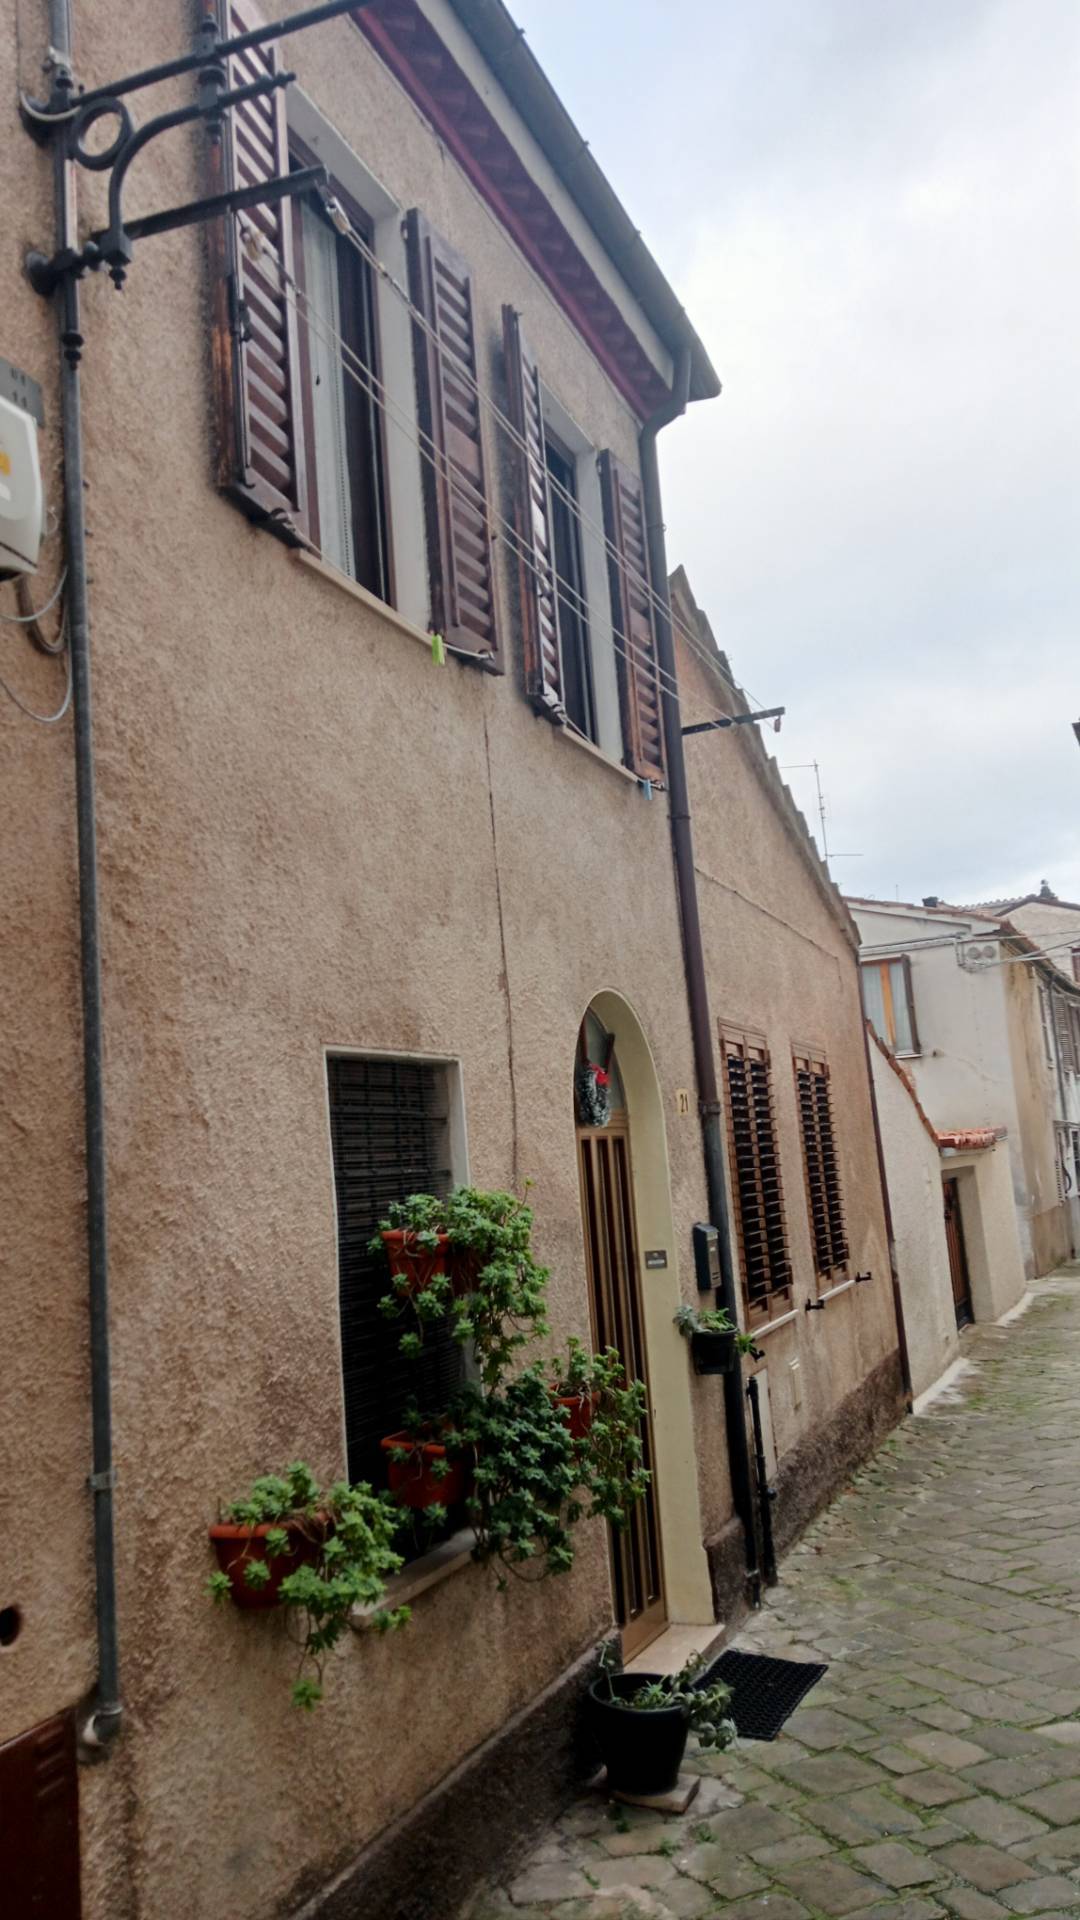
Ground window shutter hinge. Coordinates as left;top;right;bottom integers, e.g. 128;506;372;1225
227;275;251;345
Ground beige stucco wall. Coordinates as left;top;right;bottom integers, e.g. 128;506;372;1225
1;7;710;1918
673;611;900;1542
1009;900;1080;982
868;1050;960;1401
944;1142;1027;1325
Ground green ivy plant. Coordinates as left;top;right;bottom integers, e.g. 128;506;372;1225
674;1303;758;1355
597;1642;737;1752
207;1462;410;1709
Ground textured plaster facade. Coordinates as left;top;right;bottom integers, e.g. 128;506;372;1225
2;7;899;1917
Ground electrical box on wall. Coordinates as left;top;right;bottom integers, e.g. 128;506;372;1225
0;361;45;580
692;1222;722;1294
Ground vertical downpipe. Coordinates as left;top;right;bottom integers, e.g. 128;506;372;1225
43;2;123;1749
861;1020;913;1406
639;353;760;1602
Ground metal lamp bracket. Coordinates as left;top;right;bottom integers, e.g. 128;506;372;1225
22;1;359;299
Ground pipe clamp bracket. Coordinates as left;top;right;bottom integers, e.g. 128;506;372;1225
89;1468;117;1492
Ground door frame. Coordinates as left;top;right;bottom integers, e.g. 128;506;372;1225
578;991;715;1629
943;1175;973;1328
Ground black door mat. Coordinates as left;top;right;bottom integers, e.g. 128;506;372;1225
700;1649;828;1741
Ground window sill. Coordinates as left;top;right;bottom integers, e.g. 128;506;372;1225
292;549;433;654
549;718;642;788
348;1527;474;1629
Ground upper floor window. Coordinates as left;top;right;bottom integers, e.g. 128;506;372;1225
860;956;919;1055
1072;948;1080;984
502;306;666;782
292;157;389;597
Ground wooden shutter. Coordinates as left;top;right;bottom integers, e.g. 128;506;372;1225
502;306;563;718
205;0;308;541
1054;994;1077;1074
406;211;499;664
599;451;665;781
723;1032;791;1320
0;1714;81;1918
794;1054;849;1276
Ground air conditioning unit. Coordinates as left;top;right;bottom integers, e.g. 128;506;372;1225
0;362;45;580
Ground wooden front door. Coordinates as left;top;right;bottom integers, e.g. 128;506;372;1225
943;1177;973;1328
0;1713;82;1917
578;1114;666;1658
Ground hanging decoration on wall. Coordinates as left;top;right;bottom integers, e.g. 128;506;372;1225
576;1061;611;1128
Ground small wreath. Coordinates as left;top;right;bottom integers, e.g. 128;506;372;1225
575;1061;611;1128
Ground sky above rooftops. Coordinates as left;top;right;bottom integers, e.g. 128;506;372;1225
511;0;1080;904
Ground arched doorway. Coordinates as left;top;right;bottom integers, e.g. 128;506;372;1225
575;1008;666;1656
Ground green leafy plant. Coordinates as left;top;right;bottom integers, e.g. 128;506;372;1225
597;1642;736;1752
674;1303;758;1355
374;1187;549;1379
207;1462;410;1708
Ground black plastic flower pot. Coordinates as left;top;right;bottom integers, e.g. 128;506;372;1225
587;1674;691;1795
691;1328;736;1375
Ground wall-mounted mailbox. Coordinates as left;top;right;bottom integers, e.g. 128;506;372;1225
692;1221;721;1294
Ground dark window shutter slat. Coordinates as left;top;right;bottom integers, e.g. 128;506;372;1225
406;210;500;666
794;1057;849;1276
206;0;308;542
598;450;665;781
502;305;564;719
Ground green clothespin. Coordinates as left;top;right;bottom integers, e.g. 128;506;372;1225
430;631;446;666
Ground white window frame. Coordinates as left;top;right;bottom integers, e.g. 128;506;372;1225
288;89;429;632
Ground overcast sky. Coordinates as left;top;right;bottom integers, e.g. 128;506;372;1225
512;0;1080;907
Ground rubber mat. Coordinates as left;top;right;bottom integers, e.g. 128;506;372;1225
702;1648;828;1740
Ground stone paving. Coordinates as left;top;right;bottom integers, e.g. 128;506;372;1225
470;1270;1080;1920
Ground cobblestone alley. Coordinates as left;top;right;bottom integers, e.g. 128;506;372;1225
472;1271;1080;1920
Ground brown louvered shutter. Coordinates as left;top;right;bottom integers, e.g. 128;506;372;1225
406;211;499;665
0;1713;81;1917
722;1031;791;1322
599;451;665;782
205;0;308;541
502;306;563;718
794;1054;849;1276
1054;994;1077;1074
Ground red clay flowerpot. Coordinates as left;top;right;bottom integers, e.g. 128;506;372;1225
208;1522;321;1610
553;1390;600;1440
381;1432;467;1511
381;1229;450;1294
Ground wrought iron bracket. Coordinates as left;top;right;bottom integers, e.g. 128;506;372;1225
23;1;353;295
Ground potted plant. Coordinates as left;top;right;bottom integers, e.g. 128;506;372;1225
675;1303;758;1375
588;1644;736;1795
372;1193;453;1289
380;1406;469;1514
206;1462;410;1708
551;1334;601;1437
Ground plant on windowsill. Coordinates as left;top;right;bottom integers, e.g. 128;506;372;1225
674;1303;759;1376
380;1403;470;1518
375;1185;549;1375
375;1185;649;1583
587;1641;736;1795
206;1462;410;1709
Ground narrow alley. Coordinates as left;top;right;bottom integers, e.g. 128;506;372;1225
476;1270;1080;1920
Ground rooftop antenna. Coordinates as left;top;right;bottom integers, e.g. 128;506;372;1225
783;760;829;864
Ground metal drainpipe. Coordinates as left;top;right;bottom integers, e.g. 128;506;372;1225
639;353;760;1602
42;0;123;1750
861;1021;913;1406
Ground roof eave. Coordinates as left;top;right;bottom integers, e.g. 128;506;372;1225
444;0;720;402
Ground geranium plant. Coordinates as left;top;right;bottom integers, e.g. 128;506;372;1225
206;1462;409;1709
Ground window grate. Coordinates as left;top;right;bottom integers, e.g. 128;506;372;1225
327;1058;463;1530
795;1055;849;1276
723;1035;791;1318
